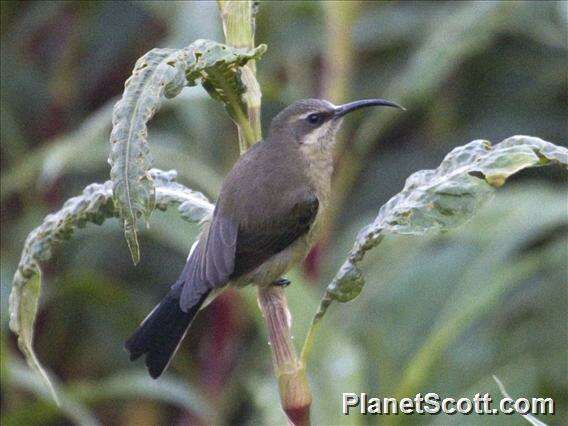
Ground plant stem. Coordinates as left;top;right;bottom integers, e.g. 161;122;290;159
299;292;332;366
218;0;261;150
300;232;385;366
319;1;363;243
258;287;312;426
217;1;312;424
321;1;360;102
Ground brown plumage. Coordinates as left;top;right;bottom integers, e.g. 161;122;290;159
179;134;321;311
125;98;404;378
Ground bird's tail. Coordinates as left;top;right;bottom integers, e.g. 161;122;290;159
125;284;210;378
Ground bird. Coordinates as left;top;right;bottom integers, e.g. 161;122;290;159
125;98;404;378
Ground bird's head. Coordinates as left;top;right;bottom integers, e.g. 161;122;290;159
268;98;404;153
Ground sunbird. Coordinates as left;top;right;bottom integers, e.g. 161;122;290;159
125;98;404;378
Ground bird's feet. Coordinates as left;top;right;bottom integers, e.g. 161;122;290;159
272;278;291;287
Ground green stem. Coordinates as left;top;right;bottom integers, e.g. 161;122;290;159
300;231;385;366
299;2;364;367
217;0;260;150
217;2;311;424
205;67;256;148
299;292;332;366
319;1;362;241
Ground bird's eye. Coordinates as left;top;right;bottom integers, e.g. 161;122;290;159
306;113;321;125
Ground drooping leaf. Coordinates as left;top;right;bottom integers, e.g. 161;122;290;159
375;136;567;235
333;187;566;422
325;260;365;303
8;360;100;426
8;271;60;405
186;39;266;128
109;48;178;265
71;371;213;420
326;136;567;304
108;39;265;264
150;168;214;221
9;170;213;404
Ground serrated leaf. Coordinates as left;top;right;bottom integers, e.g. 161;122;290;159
185;39;266;86
186;39;266;123
150;168;214;221
326;136;566;304
9;170;213;404
109;48;178;264
326;260;364;303
375;136;567;235
108;40;265;264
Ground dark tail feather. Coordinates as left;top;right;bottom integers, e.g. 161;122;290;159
125;285;210;379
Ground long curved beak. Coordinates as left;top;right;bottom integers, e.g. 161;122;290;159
333;98;405;118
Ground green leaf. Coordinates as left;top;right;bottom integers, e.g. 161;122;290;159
150;168;214;221
331;186;566;420
327;136;566;304
8;271;60;406
8;181;116;404
71;371;213;420
302;137;566;367
325;260;365;303
9;170;213;405
375;136;567;235
109;48;177;265
186;39;266;126
7;359;100;426
109;39;265;264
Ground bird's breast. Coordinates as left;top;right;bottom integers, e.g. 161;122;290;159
305;152;333;237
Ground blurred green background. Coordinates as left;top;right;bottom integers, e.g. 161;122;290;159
1;1;566;425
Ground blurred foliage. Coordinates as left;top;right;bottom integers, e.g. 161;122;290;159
315;136;566;309
1;1;566;425
8;169;214;402
108;39;265;263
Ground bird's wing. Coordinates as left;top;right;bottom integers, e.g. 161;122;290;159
179;187;319;312
231;190;319;277
179;214;237;312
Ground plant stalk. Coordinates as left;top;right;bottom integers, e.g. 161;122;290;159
319;0;362;244
217;1;312;424
258;287;312;426
300;232;385;366
218;0;261;151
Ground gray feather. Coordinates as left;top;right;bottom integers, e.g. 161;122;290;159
179;137;319;312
